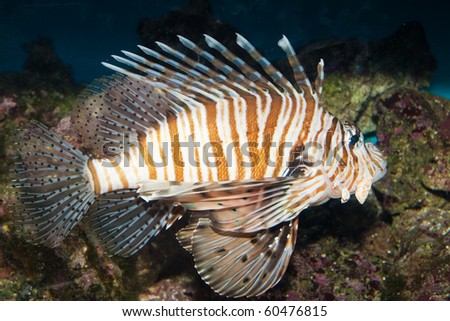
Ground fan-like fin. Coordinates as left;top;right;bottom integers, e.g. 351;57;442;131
10;121;95;247
175;212;206;253
189;217;298;297
101;33;321;115
84;189;184;257
183;179;294;233
73;74;183;157
83;33;322;157
139;173;323;233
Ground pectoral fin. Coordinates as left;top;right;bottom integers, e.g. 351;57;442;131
138;177;297;233
177;216;298;298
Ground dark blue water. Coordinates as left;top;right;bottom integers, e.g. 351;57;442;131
0;0;448;98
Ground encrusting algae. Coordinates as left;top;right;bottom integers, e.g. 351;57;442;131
9;34;387;298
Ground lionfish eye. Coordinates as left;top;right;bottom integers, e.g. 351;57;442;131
291;166;308;178
349;134;359;147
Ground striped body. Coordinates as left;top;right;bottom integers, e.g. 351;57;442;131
86;92;330;194
84;90;385;209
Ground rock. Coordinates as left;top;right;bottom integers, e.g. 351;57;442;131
138;275;198;301
0;96;17;120
375;89;449;213
423;150;450;193
22;37;77;94
137;0;239;56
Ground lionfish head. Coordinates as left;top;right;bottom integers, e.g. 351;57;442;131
286;122;386;209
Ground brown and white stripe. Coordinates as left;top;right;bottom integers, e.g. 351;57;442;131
87;34;386;206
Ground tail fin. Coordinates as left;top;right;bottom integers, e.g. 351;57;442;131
10;120;95;247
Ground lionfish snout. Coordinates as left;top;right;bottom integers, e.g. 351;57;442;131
327;128;387;205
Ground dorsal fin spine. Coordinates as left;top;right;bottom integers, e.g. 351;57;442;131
235;34;296;95
315;58;325;95
151;41;244;97
277;35;314;96
138;45;204;80
111;54;226;102
203;34;272;91
177;35;256;90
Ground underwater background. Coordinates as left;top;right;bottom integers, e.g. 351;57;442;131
0;0;449;300
1;0;449;99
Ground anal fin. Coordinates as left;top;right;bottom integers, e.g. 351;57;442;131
84;189;184;257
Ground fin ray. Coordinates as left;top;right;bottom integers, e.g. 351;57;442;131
10;121;95;247
141;177;296;233
73;75;180;157
84;189;183;257
101;33;320;112
186;217;298;297
277;35;313;95
236;34;295;94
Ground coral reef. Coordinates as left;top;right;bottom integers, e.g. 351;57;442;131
0;5;448;301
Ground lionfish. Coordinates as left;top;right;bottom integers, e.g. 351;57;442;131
11;34;386;297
